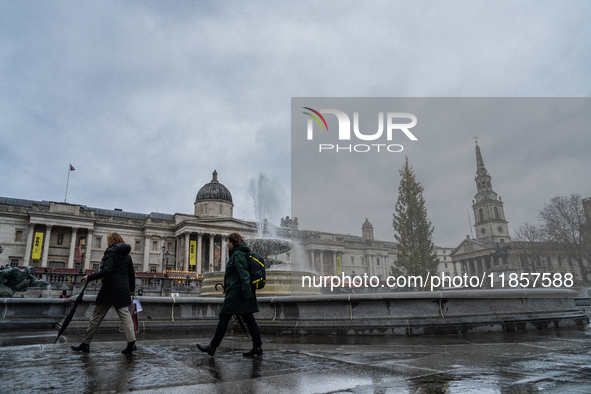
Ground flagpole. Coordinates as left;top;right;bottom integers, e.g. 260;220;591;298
65;166;71;203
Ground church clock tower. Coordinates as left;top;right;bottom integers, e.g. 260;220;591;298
472;139;511;243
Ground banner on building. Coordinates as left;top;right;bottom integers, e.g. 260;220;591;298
32;232;44;260
189;240;196;266
75;235;86;262
336;255;342;275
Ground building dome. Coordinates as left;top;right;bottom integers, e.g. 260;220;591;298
195;170;233;204
362;218;374;241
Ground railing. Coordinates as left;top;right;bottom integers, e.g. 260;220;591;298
24;272;202;297
140;278;162;286
172;279;197;287
46;274;75;283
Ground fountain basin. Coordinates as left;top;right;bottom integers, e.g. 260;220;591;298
2;288;587;337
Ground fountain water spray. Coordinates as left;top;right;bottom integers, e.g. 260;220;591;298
248;173;287;237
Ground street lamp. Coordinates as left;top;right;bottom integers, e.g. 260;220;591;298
162;246;170;272
80;243;86;273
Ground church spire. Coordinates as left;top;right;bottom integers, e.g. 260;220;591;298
475;142;488;178
471;140;510;243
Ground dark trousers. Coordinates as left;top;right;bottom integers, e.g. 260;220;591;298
211;313;262;348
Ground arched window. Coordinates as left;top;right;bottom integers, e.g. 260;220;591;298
479;208;484;222
494;207;499;219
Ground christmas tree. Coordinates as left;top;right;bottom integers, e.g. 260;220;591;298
392;157;439;280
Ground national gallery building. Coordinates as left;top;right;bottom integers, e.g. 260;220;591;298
0;171;253;275
2;171;442;280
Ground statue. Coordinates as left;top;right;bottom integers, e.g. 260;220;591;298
491;243;511;265
0;266;50;297
280;216;299;230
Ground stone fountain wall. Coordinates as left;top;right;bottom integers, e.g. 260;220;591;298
1;288;588;337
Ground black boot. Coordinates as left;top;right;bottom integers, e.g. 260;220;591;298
243;347;263;357
197;343;216;356
71;343;90;353
121;341;137;354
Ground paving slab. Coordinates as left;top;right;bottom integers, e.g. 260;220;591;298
1;324;591;393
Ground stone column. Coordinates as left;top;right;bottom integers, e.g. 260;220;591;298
67;227;78;269
41;225;53;267
480;258;486;277
23;223;35;266
309;250;315;271
320;251;324;276
333;251;337;275
209;234;215;272
220;235;227;271
143;235;151;272
84;230;93;270
197;233;203;274
184;233;191;272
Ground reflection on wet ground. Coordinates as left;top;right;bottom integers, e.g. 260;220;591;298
1;325;591;393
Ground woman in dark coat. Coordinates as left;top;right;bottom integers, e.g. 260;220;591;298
197;232;263;357
71;232;137;354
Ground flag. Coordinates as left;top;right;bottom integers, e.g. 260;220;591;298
70;164;75;171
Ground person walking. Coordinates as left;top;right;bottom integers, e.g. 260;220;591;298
197;232;263;357
71;232;137;354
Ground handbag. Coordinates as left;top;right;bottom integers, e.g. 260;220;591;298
119;297;141;333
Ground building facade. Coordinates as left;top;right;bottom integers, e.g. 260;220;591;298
1;171;421;279
0;171;257;274
451;142;591;286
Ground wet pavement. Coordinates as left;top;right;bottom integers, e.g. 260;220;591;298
1;324;591;393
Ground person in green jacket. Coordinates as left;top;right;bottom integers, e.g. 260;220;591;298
197;232;263;357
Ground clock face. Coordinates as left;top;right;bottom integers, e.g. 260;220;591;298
490;193;496;199
476;195;481;201
497;226;503;233
481;228;486;234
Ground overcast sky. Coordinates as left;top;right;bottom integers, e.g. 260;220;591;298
1;1;590;247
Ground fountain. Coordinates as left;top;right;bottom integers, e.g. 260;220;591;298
200;174;319;297
199;233;320;296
